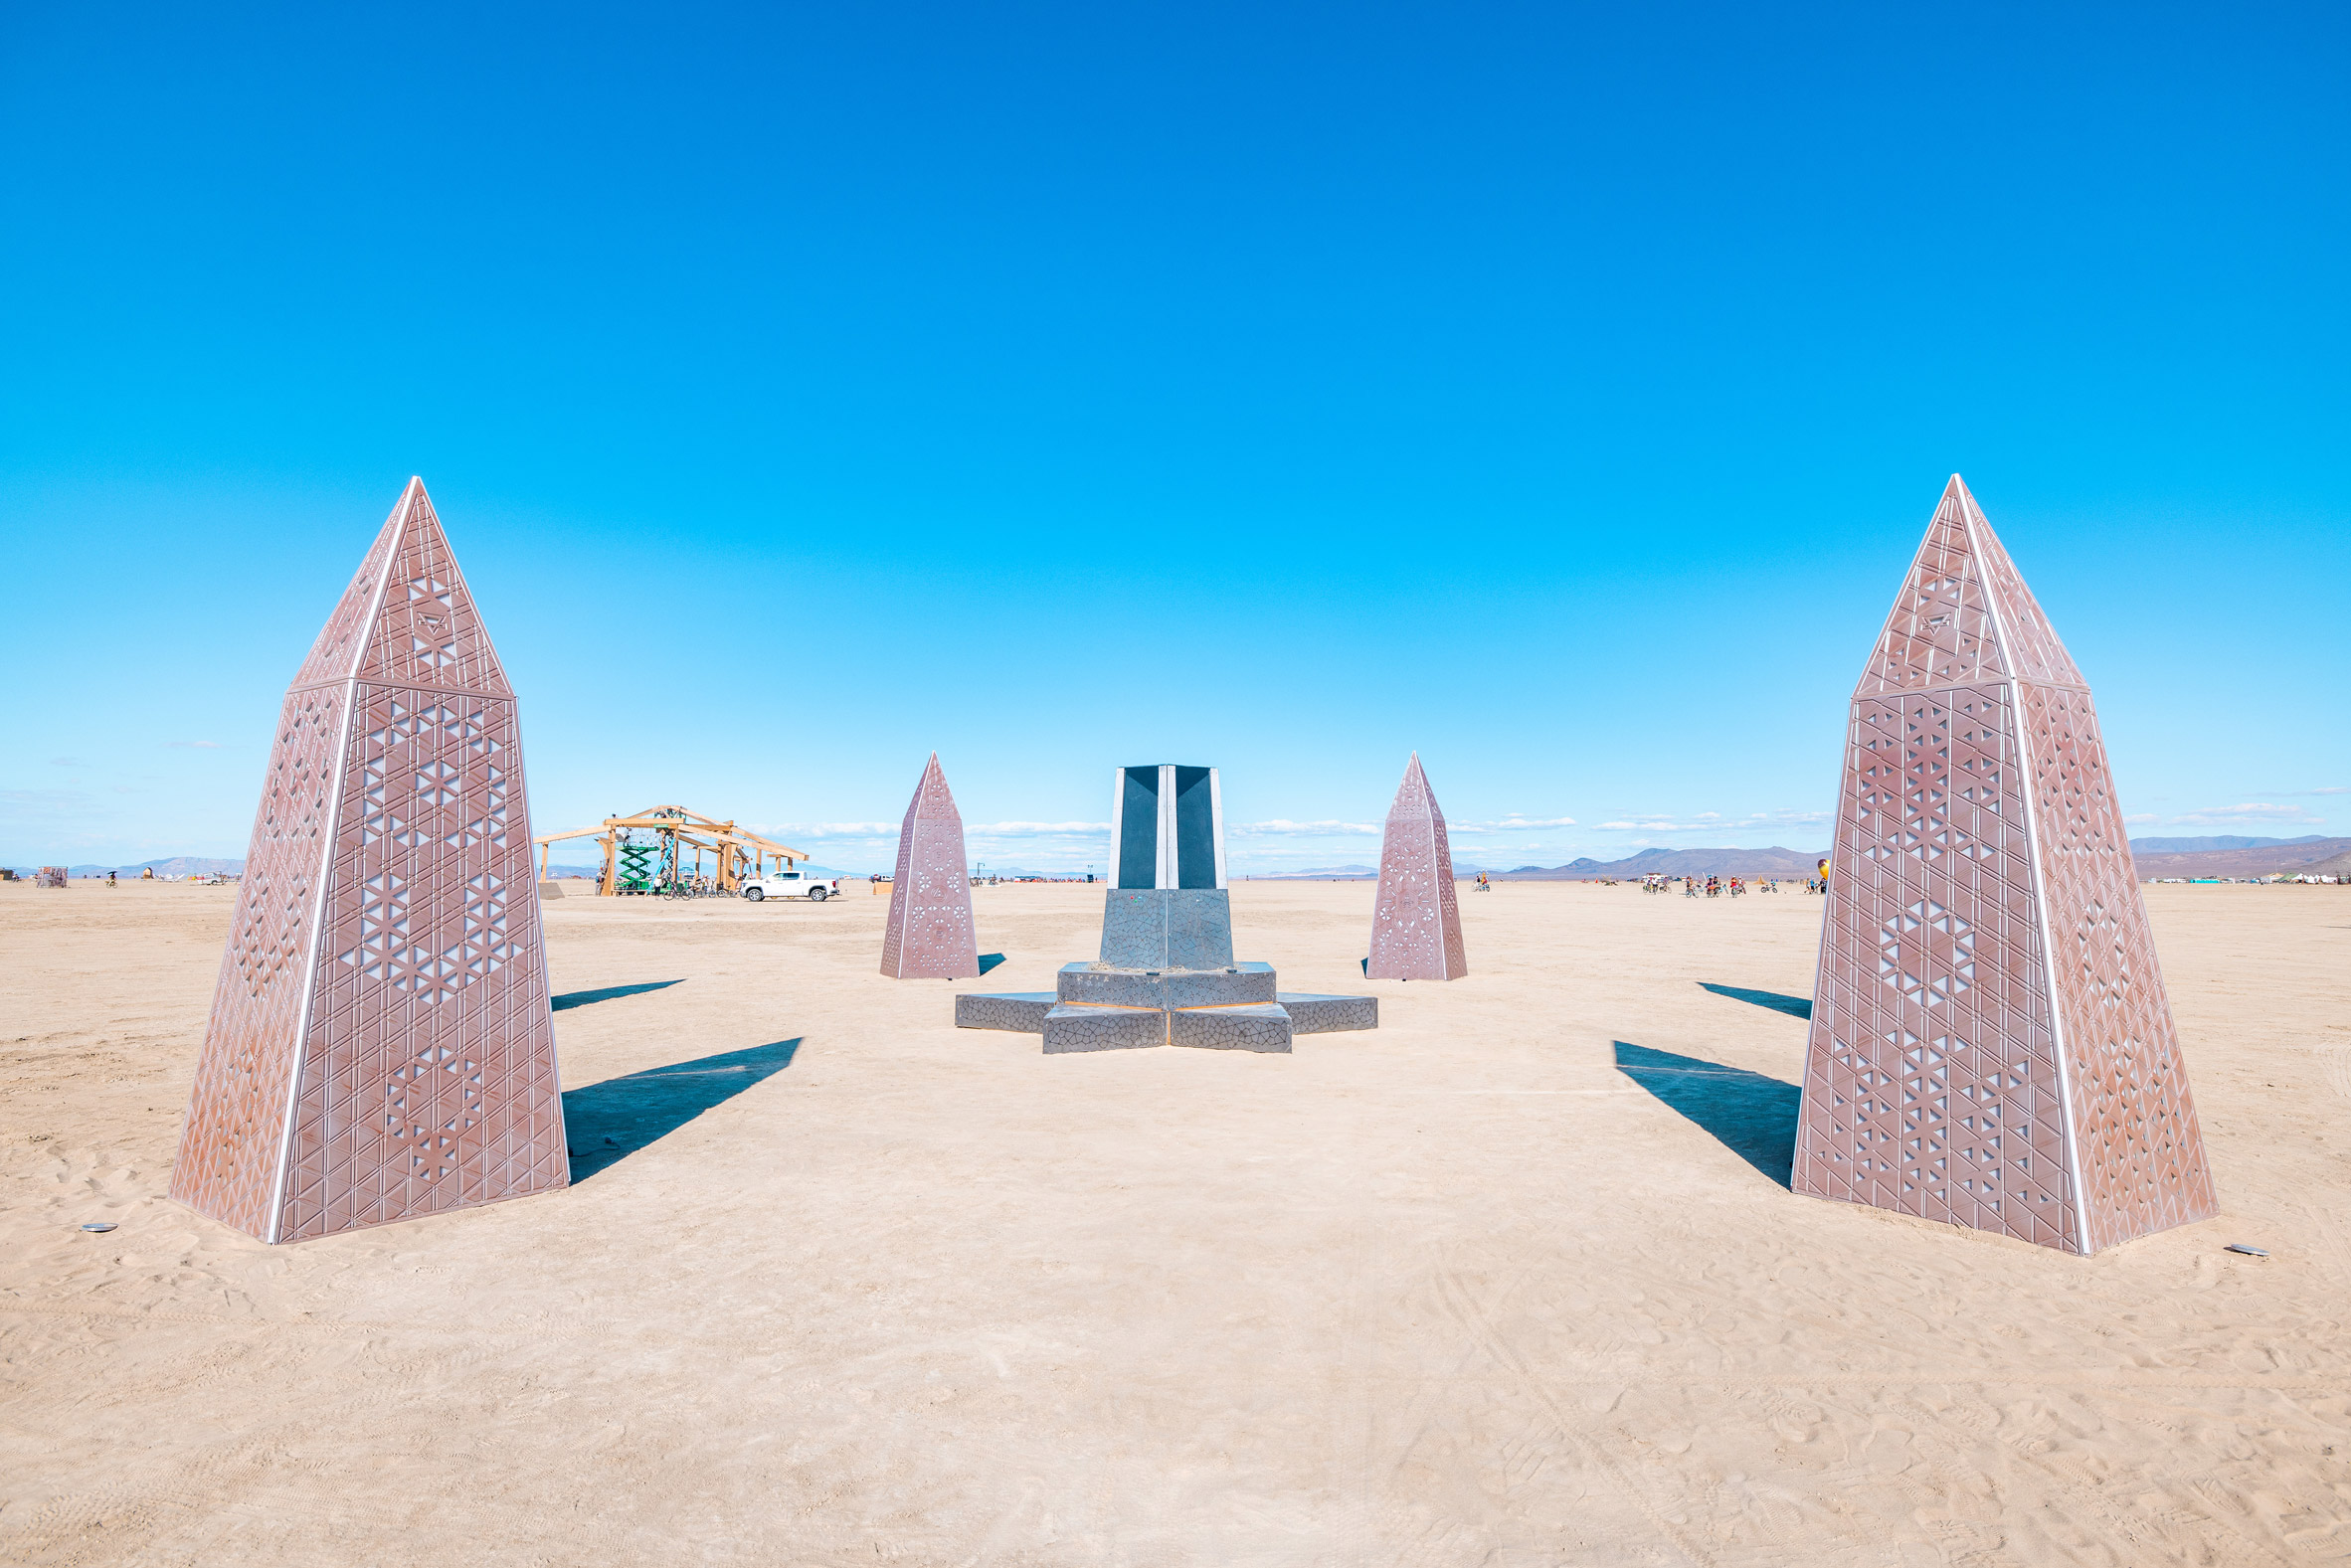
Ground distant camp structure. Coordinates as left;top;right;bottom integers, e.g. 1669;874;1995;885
533;805;810;896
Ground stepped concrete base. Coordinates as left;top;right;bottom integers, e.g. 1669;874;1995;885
1042;1003;1167;1054
1057;960;1275;1009
957;958;1379;1055
955;992;1056;1032
1279;993;1380;1034
1170;1004;1293;1052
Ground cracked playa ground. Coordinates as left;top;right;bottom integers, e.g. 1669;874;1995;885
0;879;2346;1566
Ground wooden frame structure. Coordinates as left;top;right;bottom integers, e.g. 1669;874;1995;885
533;805;810;896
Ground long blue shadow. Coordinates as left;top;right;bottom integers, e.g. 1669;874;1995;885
1614;1041;1799;1189
563;1038;801;1181
1698;982;1812;1020
553;979;685;1012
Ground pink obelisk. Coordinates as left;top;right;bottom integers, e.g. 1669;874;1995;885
1366;753;1468;980
172;478;567;1243
1795;475;2217;1254
879;753;981;979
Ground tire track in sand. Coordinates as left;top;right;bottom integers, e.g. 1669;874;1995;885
1428;1265;1717;1567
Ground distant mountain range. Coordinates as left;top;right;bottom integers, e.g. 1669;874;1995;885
2130;837;2351;880
1487;846;1828;880
15;834;2346;885
1253;832;2351;884
2127;834;2330;853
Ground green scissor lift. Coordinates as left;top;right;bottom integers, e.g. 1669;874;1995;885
617;838;660;894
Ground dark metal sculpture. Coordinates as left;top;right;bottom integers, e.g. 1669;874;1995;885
957;765;1379;1051
173;479;567;1242
1795;475;2218;1253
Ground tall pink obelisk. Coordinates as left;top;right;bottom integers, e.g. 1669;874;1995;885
879;753;982;979
1795;475;2217;1254
172;478;567;1243
1366;753;1468;980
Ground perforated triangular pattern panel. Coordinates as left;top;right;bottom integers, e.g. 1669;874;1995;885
170;684;352;1237
1963;488;2084;690
1796;477;2216;1254
2018;683;2217;1251
1854;481;2009;697
1795;684;2080;1249
173;480;565;1243
289;492;407;691
276;687;563;1241
353;487;512;697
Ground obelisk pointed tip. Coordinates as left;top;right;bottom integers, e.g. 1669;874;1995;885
1389;752;1441;819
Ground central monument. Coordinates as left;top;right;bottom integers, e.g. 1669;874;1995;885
1101;764;1232;968
957;764;1379;1052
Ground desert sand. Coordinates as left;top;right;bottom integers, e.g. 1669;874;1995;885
1;878;2345;1566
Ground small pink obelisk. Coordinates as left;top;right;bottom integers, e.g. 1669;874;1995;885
880;753;981;979
1366;753;1468;980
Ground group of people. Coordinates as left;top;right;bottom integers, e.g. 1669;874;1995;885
1496;865;1837;896
1640;874;1781;897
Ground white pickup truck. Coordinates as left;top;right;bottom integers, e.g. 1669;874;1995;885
740;869;842;903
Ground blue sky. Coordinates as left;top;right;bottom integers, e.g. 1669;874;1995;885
4;3;2345;874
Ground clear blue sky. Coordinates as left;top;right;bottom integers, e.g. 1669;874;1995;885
4;3;2344;874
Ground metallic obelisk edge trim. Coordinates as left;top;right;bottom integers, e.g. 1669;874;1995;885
1105;768;1124;893
1208;768;1227;891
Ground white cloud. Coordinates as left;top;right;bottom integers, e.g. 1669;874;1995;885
756;818;1111;843
2163;802;2327;827
1233;819;1382;837
2304;785;2347;796
967;821;1112;837
1593;808;1829;835
1452;815;1579;832
1;787;93;813
750;821;901;840
166;741;223;750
